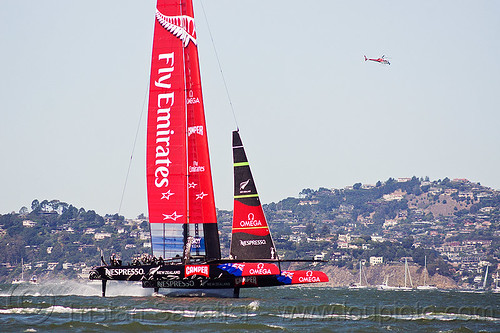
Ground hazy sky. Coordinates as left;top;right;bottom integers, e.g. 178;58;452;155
1;0;499;219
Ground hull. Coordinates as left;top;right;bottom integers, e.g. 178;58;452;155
416;285;438;290
90;264;285;288
89;262;328;297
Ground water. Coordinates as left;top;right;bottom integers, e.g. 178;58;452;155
1;281;499;332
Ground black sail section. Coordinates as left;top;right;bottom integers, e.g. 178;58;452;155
230;131;278;260
203;223;221;260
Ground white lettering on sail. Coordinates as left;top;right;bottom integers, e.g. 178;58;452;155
187;97;200;104
240;239;266;246
189;161;205;173
239;213;263;228
155;53;175;88
188;126;204;136
154;53;175;188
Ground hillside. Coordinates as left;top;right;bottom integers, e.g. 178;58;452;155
0;177;499;289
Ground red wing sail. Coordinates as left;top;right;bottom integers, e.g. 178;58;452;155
182;0;220;261
147;0;219;260
230;131;277;260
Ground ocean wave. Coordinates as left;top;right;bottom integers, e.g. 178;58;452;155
0;305;100;315
247;300;260;310
271;311;500;323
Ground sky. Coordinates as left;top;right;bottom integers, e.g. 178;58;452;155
1;0;499;219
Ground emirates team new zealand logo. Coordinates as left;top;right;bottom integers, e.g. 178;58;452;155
156;9;197;47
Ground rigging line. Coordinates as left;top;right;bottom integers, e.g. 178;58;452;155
199;0;239;131
118;80;148;216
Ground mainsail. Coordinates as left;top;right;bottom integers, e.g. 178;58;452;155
147;0;220;261
230;131;277;260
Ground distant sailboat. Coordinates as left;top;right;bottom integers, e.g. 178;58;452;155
389;258;413;291
349;261;370;289
493;272;500;293
377;275;399;290
401;258;414;290
11;258;25;284
417;256;437;290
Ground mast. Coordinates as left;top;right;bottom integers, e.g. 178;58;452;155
483;266;489;289
423;256;427;286
359;262;362;286
404;258;407;288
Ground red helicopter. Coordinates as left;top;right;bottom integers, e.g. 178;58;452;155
364;55;390;65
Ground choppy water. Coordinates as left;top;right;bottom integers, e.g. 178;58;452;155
0;281;499;332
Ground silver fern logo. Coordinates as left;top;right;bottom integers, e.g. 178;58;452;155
239;179;251;193
156;10;197;47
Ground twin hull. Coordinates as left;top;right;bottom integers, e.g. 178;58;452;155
89;263;326;291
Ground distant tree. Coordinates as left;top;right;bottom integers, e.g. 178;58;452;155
19;206;29;215
112;213;125;221
401;236;414;249
83;210;97;222
61;205;78;220
31;199;41;213
353;183;362;190
40;200;50;212
319;225;330;236
299;188;314;198
305;223;315;235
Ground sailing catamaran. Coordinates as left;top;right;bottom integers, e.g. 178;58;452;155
89;0;328;297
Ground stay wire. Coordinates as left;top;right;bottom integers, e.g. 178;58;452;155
118;80;148;216
199;0;239;131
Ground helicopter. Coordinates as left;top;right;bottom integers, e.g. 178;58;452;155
364;55;390;65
